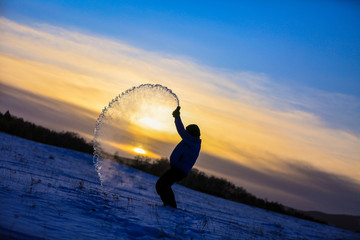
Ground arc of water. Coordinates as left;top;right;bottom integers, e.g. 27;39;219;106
93;84;179;185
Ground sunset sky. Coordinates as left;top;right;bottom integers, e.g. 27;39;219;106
1;1;359;215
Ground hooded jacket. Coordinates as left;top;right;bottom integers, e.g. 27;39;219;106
170;117;201;174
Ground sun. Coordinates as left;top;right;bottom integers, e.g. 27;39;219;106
133;147;146;155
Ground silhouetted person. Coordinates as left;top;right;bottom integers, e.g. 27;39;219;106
156;106;201;208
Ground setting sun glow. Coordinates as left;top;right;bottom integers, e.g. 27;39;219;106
133;148;146;155
138;117;164;131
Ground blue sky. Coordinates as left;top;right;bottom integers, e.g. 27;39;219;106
2;0;360;96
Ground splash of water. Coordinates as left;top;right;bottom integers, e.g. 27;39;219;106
93;84;179;185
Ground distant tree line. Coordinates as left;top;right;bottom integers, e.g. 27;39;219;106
1;110;325;225
0;111;93;154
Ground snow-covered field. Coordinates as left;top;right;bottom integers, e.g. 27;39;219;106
0;132;358;240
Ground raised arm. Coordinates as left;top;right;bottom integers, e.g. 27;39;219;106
172;107;197;142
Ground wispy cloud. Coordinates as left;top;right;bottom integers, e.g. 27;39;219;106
0;83;97;137
1;17;359;214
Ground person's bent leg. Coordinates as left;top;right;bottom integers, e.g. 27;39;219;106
156;167;186;208
156;169;176;207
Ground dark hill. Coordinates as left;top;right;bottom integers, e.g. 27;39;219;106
305;211;360;232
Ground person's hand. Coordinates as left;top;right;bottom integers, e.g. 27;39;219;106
172;106;181;118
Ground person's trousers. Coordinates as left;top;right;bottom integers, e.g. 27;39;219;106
156;167;187;208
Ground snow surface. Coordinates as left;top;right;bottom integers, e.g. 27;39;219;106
0;132;359;240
